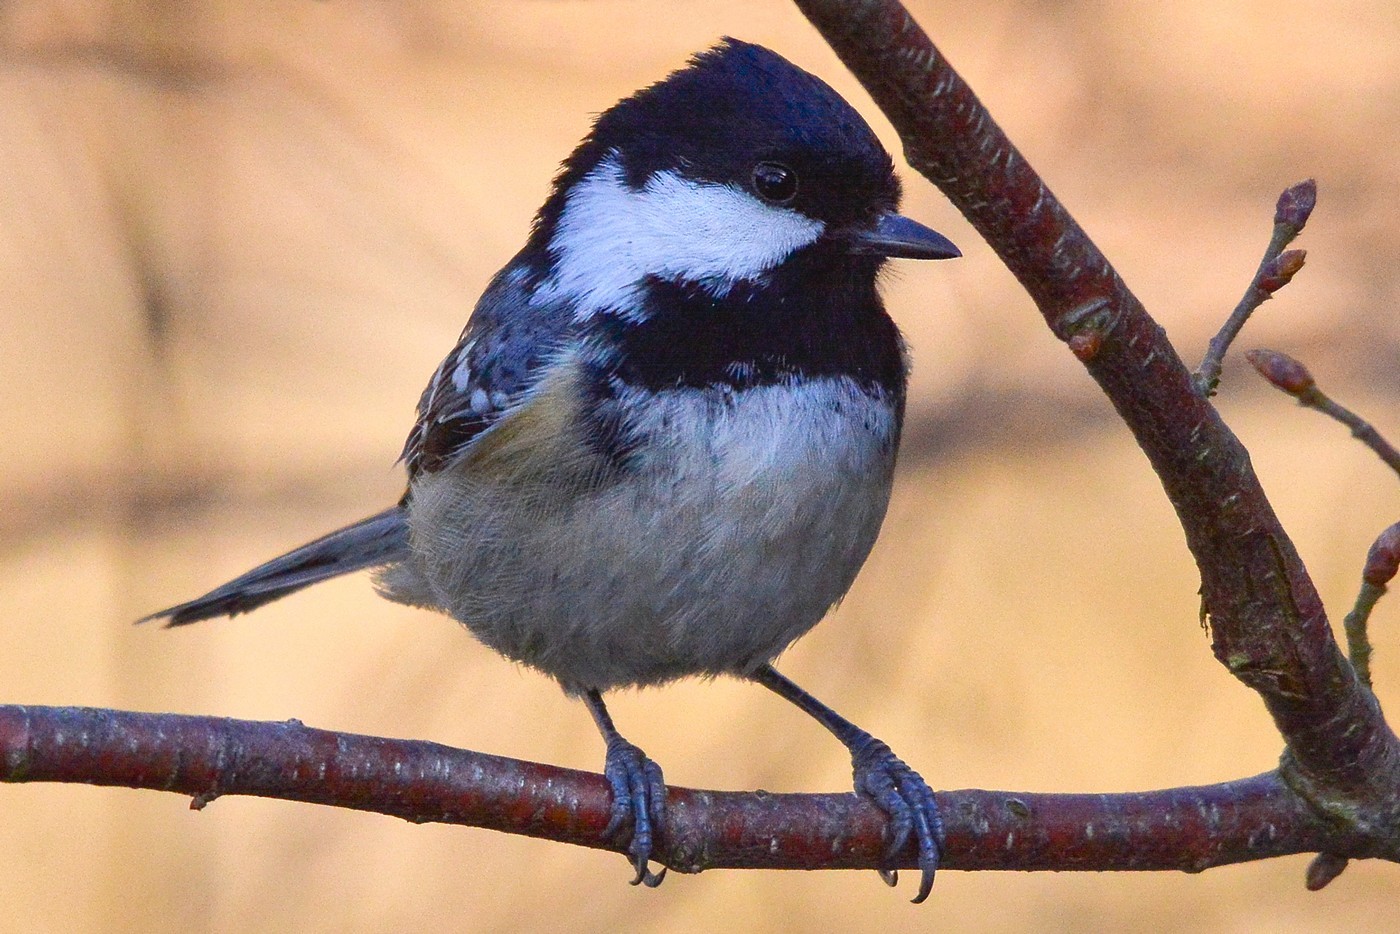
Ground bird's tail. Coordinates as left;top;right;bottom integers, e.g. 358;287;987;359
139;506;410;627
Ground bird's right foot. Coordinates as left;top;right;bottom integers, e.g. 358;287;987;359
600;735;668;887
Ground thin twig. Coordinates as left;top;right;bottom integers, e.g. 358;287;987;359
1246;349;1400;478
1344;583;1386;689
1195;181;1316;396
1302;391;1400;478
1345;523;1400;689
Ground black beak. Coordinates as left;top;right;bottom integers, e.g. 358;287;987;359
851;213;961;260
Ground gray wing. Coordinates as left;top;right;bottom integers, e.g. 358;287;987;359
401;261;578;477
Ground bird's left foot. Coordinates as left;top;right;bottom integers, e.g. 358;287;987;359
851;737;943;903
748;664;943;902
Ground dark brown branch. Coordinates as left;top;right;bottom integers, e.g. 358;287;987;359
794;0;1400;860
0;705;1356;873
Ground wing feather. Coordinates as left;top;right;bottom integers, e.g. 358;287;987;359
402;260;578;477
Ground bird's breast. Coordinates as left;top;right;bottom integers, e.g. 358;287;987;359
397;376;901;693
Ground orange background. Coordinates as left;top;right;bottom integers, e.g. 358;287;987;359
1;1;1398;931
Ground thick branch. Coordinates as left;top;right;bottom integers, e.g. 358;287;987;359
794;0;1400;844
0;705;1356;872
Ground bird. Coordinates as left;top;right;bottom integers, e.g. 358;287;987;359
142;38;961;902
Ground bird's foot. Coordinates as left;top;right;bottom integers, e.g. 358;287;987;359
851;737;943;903
601;736;668;887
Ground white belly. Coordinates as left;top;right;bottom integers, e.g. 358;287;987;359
388;377;899;693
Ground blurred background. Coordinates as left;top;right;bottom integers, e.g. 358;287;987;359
1;1;1398;930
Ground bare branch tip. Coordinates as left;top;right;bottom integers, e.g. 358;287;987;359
1363;522;1400;588
1275;179;1318;232
1245;349;1315;396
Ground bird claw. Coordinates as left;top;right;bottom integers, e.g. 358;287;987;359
852;739;943;904
601;736;668;887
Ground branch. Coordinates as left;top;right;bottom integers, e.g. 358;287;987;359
8;0;1399;885
1246;349;1400;693
1195;183;1314;397
1345;524;1400;690
794;0;1400;859
1246;349;1400;478
0;705;1356;873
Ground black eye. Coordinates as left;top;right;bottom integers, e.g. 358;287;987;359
751;162;798;204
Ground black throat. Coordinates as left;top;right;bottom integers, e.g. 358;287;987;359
596;246;907;398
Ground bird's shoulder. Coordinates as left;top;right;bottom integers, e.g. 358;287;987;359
401;259;580;477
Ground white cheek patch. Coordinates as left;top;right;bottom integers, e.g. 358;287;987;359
536;156;825;320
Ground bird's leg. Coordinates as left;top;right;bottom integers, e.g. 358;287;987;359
582;689;668;887
750;663;942;903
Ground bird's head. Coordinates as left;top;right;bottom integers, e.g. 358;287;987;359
527;38;959;320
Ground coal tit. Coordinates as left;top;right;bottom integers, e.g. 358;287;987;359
143;38;961;901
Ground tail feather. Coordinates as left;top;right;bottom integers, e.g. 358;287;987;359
140;507;410;627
